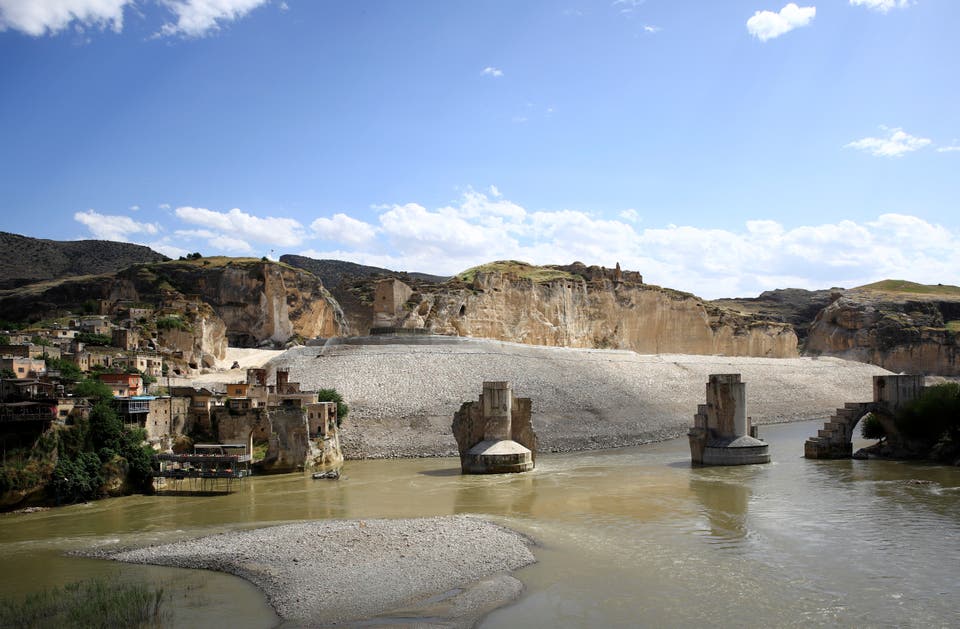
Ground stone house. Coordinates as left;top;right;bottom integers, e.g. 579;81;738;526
1;356;47;378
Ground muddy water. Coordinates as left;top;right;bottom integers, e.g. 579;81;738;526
1;420;958;627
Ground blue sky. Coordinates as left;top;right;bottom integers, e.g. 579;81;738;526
1;0;957;298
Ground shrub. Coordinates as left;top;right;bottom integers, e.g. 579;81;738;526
155;316;188;332
73;378;114;402
861;413;886;443
894;383;960;446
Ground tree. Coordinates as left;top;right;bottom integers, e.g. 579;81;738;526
73;378;114;402
861;413;886;445
0;334;9;345
317;388;348;427
895;383;960;446
45;357;82;381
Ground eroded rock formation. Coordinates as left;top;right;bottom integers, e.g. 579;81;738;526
372;266;798;358
806;284;960;375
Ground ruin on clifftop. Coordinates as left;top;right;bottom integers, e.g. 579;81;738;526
452;381;536;474
688;373;770;466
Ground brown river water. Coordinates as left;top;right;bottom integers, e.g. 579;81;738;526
1;420;959;628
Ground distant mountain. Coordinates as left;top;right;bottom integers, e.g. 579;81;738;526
279;255;448;288
0;231;168;290
710;287;845;344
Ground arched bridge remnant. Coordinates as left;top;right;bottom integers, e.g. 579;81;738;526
804;374;925;459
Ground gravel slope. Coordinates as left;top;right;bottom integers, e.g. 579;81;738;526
102;516;535;627
265;336;890;458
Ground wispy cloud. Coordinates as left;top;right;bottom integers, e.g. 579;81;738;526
0;0;131;36
481;66;503;78
73;209;161;241
849;0;912;13
613;0;645;15
174;206;305;246
747;3;816;41
845;127;932;157
936;145;960;153
642;24;661;33
72;190;960;299
158;0;269;38
0;0;269;38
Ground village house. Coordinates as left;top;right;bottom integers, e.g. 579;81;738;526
1;356;47;378
98;372;144;397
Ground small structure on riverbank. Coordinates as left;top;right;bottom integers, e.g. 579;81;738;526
688;374;770;466
452;381;536;474
804;374;925;459
154;443;251;494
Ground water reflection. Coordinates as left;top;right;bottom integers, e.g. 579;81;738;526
689;474;750;543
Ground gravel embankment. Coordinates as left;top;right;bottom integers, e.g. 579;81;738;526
262;336;890;458
100;515;536;627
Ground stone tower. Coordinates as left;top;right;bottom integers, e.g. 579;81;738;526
688;374;770;465
452;381;536;474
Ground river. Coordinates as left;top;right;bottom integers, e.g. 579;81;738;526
1;420;958;627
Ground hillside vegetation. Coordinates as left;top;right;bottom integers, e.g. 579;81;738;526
0;231;167;290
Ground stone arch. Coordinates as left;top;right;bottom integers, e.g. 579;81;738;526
805;402;879;459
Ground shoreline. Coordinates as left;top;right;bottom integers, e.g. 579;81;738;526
88;515;537;627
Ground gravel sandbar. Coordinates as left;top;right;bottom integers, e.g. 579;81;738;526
101;515;536;627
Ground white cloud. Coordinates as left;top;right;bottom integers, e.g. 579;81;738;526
290;191;960;300
746;3;816;41
158;0;268;37
643;24;661;33
174;206;305;246
481;66;503;78
129;204;140;211
0;0;131;36
209;234;253;253
73;190;960;300
0;0;267;37
311;213;378;247
936;145;960;153
74;209;161;241
845;127;931;157
159;203;171;210
849;0;911;12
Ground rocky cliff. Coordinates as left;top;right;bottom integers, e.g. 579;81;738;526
0;258;347;363
145;259;346;345
372;262;798;358
711;287;845;345
805;281;960;375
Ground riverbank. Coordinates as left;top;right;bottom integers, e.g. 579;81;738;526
257;337;891;459
93;515;536;627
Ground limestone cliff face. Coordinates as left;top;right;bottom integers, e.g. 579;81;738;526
391;272;797;358
157;303;228;371
806;288;960;375
156;261;346;346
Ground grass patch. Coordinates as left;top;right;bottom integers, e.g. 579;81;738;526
0;577;168;628
855;279;960;297
456;260;576;284
946;320;960;332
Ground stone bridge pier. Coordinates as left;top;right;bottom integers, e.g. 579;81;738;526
804;374;925;459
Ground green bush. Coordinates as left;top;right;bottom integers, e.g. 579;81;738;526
155;316;188;332
895;383;960;446
73;378;114;402
76;332;111;346
45;357;82;381
861;413;886;443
